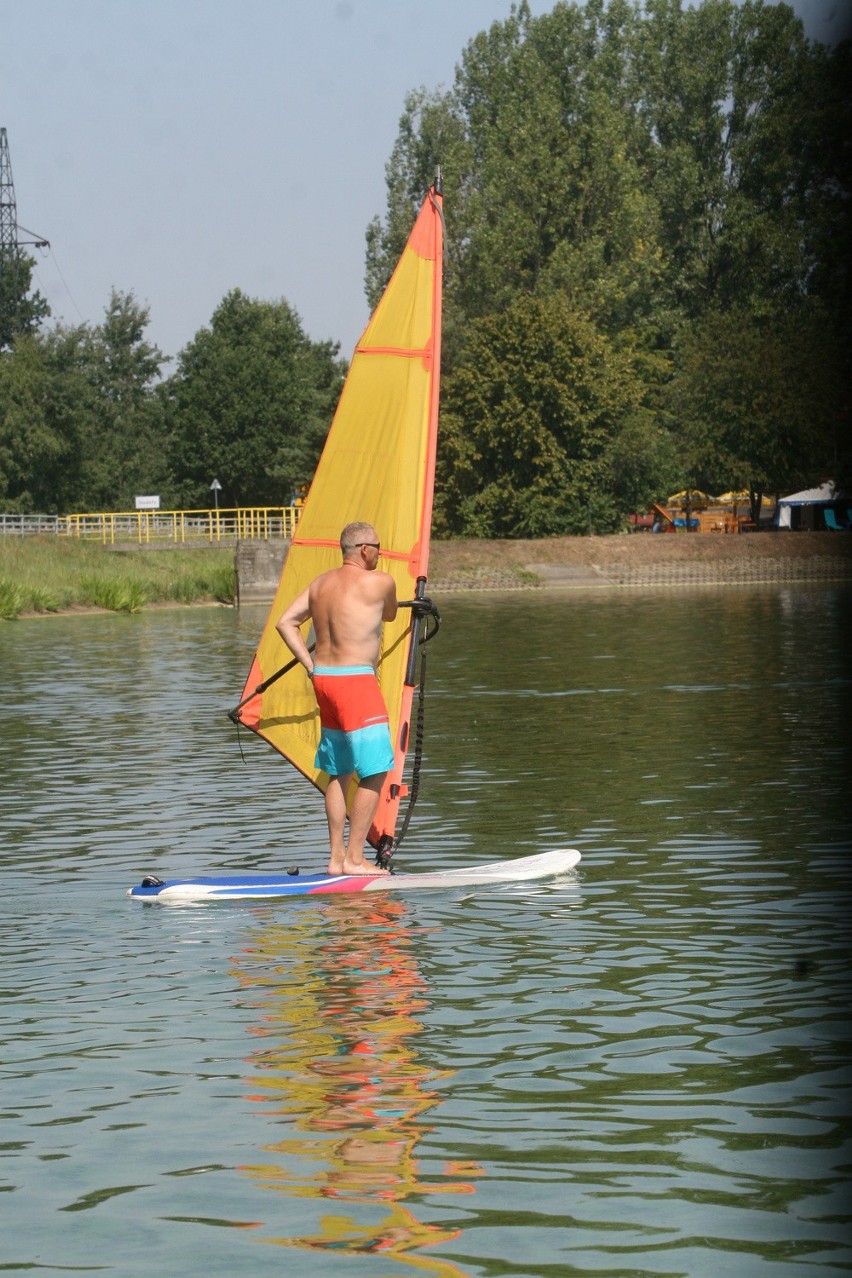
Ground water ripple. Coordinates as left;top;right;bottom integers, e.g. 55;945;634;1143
2;593;851;1276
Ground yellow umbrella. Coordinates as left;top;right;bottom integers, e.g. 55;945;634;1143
717;491;774;506
717;490;749;503
667;489;714;504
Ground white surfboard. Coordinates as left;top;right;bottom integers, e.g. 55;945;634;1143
127;848;581;902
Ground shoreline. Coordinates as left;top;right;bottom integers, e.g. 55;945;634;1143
12;599;234;620
427;531;852;591
5;532;851;619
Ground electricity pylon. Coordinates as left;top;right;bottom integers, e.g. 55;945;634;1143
0;127;49;347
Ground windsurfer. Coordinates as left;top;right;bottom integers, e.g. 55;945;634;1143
275;522;396;876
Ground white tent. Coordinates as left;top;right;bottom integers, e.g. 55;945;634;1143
776;481;840;529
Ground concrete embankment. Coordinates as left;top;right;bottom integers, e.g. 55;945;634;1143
236;532;852;602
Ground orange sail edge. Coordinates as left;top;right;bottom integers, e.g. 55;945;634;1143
234;179;444;856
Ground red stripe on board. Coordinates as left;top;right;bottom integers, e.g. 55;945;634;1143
307;877;377;894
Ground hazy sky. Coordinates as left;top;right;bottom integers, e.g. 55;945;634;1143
3;0;849;368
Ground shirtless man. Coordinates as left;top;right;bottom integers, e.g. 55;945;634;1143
275;522;396;876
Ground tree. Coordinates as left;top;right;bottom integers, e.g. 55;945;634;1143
663;305;844;516
73;290;168;509
604;409;683;517
369;0;850;530
374;0;844;336
0;328;87;512
0;252;50;351
638;0;836;320
366;2;666;353
435;293;646;537
0;292;169;513
164;290;345;508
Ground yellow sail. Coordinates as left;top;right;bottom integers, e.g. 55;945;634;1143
233;181;443;850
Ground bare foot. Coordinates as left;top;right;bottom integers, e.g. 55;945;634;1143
340;856;391;876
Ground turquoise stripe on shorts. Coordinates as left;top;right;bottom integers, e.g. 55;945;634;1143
315;723;395;779
312;664;374;677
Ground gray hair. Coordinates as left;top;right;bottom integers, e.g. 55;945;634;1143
340;522;377;555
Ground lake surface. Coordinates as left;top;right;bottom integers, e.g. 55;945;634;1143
1;586;850;1277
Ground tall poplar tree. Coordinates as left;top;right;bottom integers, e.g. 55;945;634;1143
369;0;850;533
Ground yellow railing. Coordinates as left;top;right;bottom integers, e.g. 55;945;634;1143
62;506;301;545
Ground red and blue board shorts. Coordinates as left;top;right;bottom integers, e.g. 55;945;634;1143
312;665;395;779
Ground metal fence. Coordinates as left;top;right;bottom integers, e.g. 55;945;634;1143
0;507;301;544
0;514;65;535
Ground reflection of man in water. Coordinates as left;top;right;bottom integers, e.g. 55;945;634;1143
275;522;396;876
235;895;480;1269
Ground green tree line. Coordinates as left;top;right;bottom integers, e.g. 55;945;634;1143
369;0;850;532
1;0;849;531
0;285;345;513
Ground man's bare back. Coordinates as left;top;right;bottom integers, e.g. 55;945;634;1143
309;562;396;667
276;555;396;673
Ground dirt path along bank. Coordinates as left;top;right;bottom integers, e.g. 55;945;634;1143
425;532;852;591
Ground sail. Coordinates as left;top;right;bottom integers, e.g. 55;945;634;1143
233;181;443;850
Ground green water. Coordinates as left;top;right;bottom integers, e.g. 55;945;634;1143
1;586;850;1277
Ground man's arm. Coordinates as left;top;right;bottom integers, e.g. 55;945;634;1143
275;587;314;675
381;572;398;623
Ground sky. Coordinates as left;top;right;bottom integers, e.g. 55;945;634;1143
3;0;850;369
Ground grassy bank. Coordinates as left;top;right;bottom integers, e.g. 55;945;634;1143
3;531;850;619
0;537;234;619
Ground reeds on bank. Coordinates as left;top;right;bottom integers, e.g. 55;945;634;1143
0;537;235;619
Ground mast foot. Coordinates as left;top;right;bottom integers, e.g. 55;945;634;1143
374;839;395;872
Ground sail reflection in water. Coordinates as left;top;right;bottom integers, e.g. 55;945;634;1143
231;898;480;1272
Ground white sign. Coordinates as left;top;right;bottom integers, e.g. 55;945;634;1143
135;495;161;510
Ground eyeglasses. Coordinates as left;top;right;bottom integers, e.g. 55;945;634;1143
352;542;380;550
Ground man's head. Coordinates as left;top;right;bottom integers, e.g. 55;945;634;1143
341;522;381;566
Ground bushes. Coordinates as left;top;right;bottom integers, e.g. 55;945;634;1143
0;577;61;618
78;574;149;614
